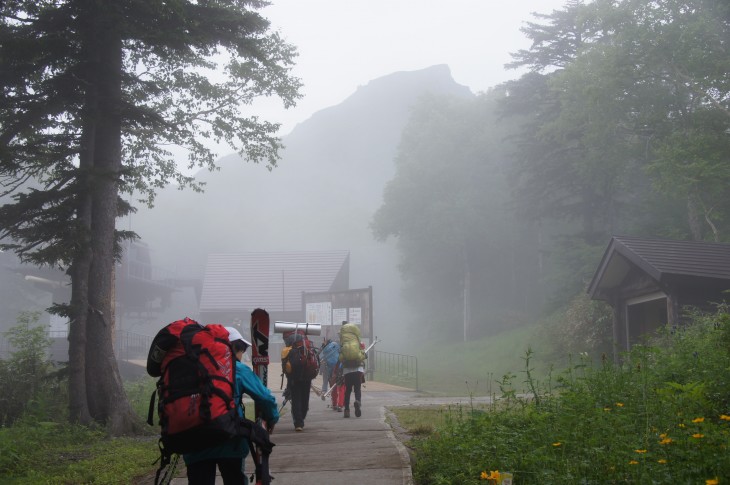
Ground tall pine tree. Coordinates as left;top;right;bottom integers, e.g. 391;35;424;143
0;0;300;433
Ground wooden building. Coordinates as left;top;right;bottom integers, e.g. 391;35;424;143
198;250;351;355
587;236;730;356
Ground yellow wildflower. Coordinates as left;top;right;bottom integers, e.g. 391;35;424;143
629;460;639;465
634;449;647;454
486;470;501;481
480;471;488;480
720;415;730;421
659;433;667;439
678;423;686;428
659;437;673;445
615;402;624;407
706;479;719;485
692;417;705;423
657;459;667;464
692;433;704;439
552;442;562;447
603;407;611;411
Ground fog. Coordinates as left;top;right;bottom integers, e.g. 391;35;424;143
125;66;472;349
1;0;570;355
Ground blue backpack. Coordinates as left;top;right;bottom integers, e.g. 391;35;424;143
322;341;340;368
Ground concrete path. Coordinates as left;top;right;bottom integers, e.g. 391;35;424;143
264;381;415;485
165;380;494;484
168;381;420;484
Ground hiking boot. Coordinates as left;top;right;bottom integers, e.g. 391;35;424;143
354;400;361;417
343;408;350;418
321;394;326;401
295;426;303;432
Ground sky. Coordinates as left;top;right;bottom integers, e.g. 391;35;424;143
250;0;569;137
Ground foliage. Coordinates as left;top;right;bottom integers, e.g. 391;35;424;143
0;343;159;483
396;306;730;484
0;312;66;426
371;90;540;340
538;292;614;359
374;0;730;343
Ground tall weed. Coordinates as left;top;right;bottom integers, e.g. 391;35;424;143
406;306;730;484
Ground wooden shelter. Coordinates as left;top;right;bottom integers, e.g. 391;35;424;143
198;250;350;326
587;236;730;355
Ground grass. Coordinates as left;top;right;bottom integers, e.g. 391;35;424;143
413;324;559;396
390;307;730;484
0;378;160;484
0;419;159;484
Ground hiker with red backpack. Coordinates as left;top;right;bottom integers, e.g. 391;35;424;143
183;326;279;484
280;329;319;431
147;318;278;485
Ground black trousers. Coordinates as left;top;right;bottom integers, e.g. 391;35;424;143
343;371;362;409
186;457;245;485
288;378;311;428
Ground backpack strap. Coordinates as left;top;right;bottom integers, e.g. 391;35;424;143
147;388;157;426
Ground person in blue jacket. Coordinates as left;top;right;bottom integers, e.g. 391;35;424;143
184;326;279;485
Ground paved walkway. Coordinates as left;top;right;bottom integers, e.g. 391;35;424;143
166;380;439;484
165;380;494;484
263;381;415;485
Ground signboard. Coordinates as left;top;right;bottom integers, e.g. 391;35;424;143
302;287;373;340
348;307;362;325
332;308;347;325
306;301;332;325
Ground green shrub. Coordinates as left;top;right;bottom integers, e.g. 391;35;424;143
400;306;730;484
0;312;66;426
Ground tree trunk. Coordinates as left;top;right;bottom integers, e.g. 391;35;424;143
687;194;703;241
67;1;101;426
67;195;94;426
462;246;470;342
80;3;141;434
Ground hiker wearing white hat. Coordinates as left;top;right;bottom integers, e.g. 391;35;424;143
225;326;252;350
184;325;279;484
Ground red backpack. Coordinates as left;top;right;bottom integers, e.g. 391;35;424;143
146;318;239;455
282;330;319;380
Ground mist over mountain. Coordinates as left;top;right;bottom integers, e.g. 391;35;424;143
129;64;473;341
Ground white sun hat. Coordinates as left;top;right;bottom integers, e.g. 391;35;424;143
224;326;252;348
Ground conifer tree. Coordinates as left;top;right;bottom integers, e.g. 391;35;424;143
0;0;300;433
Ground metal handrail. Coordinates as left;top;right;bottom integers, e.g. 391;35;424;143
370;350;418;391
0;329;152;363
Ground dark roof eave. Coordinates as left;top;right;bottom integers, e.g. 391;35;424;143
588;236;663;298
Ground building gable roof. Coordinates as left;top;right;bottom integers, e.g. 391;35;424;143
588;236;730;299
199;250;350;313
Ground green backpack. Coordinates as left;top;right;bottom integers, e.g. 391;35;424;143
339;323;365;365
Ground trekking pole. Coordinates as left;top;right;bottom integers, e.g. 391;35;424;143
363;336;382;355
278;387;291;413
156;453;180;485
322;374;344;399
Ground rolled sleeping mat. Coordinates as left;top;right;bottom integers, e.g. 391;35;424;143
273;321;322;335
